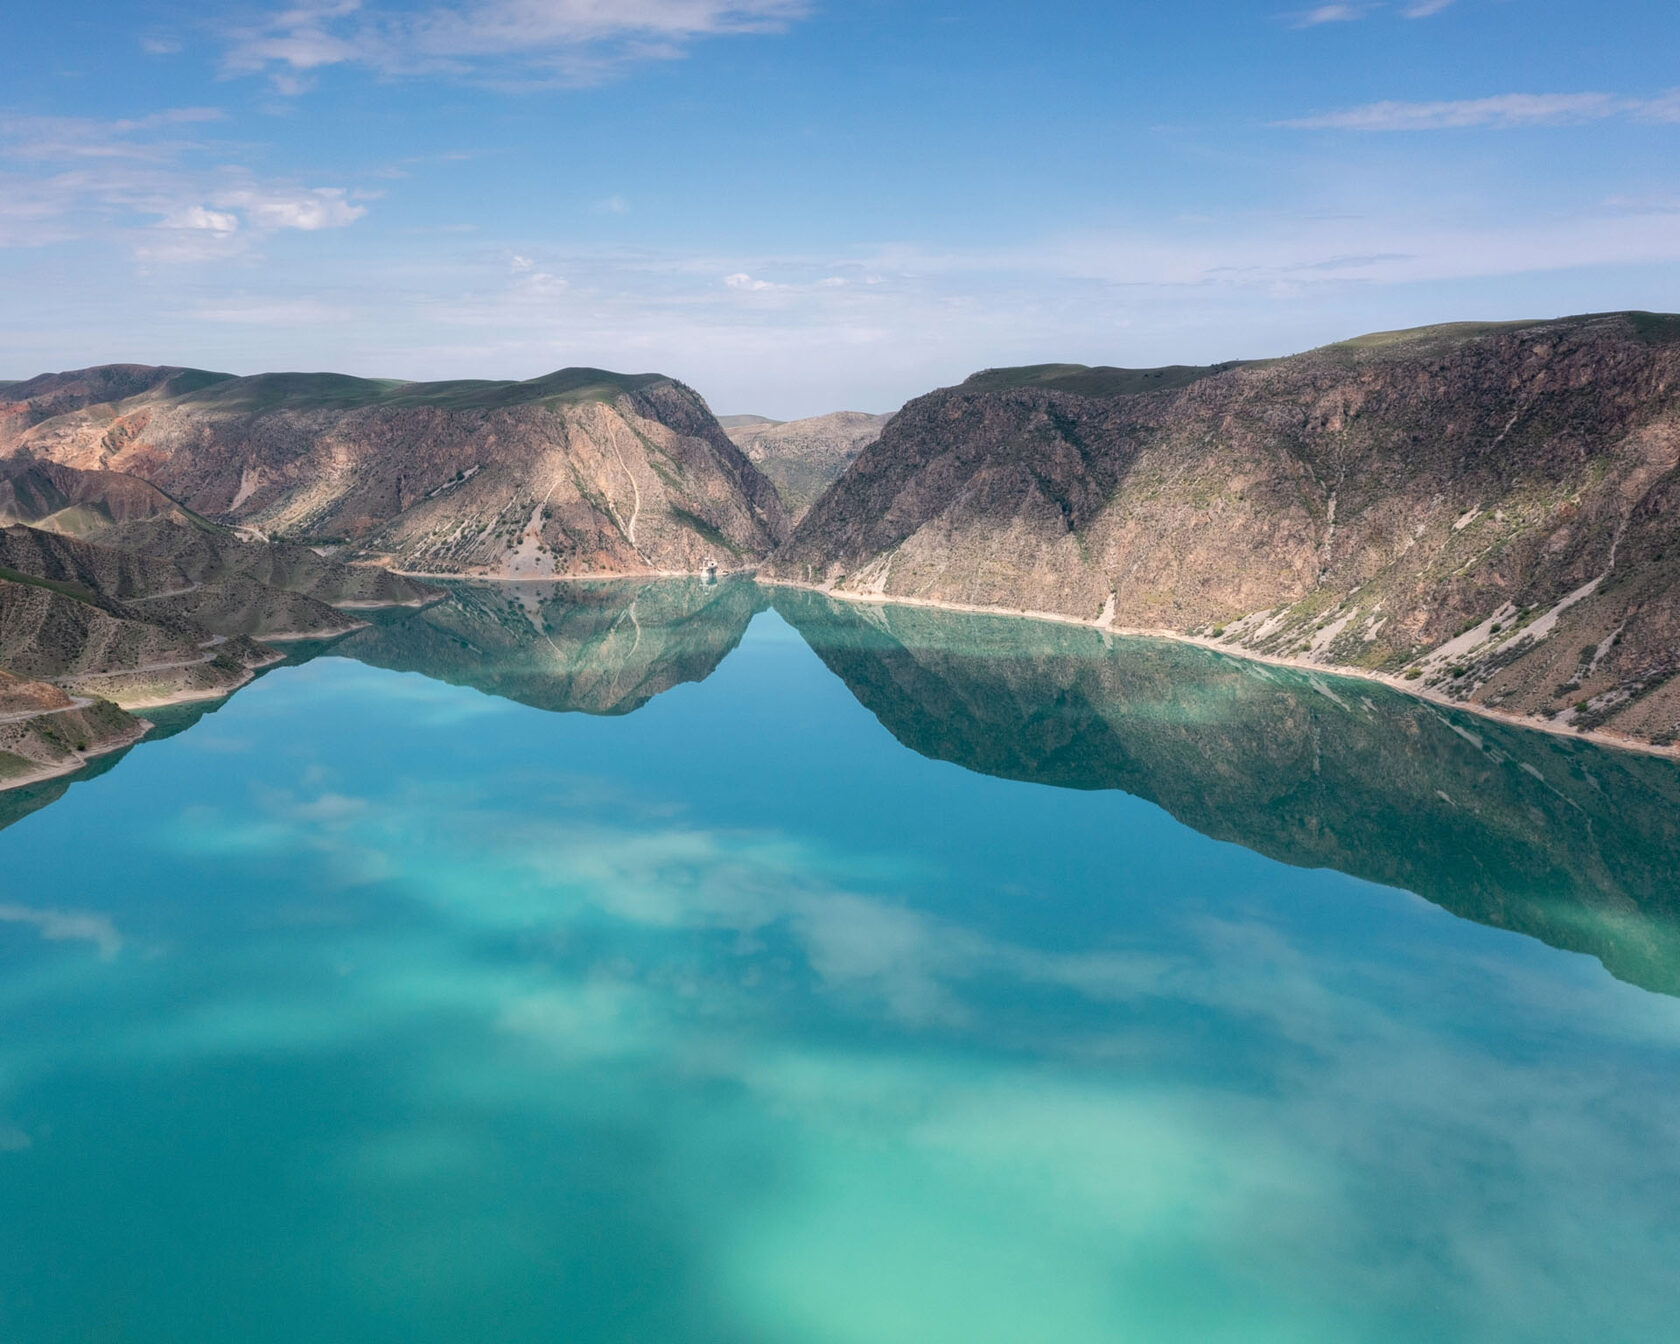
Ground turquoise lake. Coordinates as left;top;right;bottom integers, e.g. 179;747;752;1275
2;579;1679;1343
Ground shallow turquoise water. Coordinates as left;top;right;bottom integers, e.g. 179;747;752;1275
2;584;1679;1343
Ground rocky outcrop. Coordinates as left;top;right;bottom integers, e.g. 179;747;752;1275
723;410;891;521
86;515;430;606
3;366;789;578
768;312;1680;750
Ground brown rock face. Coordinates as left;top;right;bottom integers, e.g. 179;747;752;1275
2;367;788;578
767;312;1680;749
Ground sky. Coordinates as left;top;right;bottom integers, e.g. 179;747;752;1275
1;0;1676;417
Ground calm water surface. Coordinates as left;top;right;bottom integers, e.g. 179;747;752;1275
1;581;1678;1343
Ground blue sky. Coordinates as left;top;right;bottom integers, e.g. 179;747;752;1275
2;0;1676;416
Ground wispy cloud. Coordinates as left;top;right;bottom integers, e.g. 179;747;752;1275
0;108;224;162
1279;90;1680;131
0;110;368;255
1288;3;1371;27
1286;0;1458;22
221;0;811;91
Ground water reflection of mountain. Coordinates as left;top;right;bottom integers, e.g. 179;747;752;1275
0;580;766;834
774;590;1680;998
310;577;768;716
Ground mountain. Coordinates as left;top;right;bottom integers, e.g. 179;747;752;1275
767;312;1680;751
775;589;1680;996
723;410;891;521
2;365;788;578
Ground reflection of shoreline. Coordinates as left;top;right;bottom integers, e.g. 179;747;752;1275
773;587;1680;999
757;577;1680;762
318;576;766;718
387;566;754;581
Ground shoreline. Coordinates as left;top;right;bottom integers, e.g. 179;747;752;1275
95;647;288;711
259;620;371;643
756;577;1680;763
386;566;751;582
0;707;153;794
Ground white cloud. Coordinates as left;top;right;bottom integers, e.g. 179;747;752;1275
593;194;630;214
222;0;810;91
214;186;367;231
164;205;241;234
1280;90;1680;131
516;270;567;298
724;271;775;290
1402;0;1457;14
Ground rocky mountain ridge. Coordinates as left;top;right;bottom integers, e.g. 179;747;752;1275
767;311;1680;752
2;365;788;578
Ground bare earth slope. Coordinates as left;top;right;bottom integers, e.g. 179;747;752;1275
0;571;273;706
767;312;1680;750
3;367;788;578
724;411;891;521
0;669;149;790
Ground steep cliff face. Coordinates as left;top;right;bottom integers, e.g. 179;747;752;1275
3;367;788;578
768;312;1680;749
723;410;892;521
